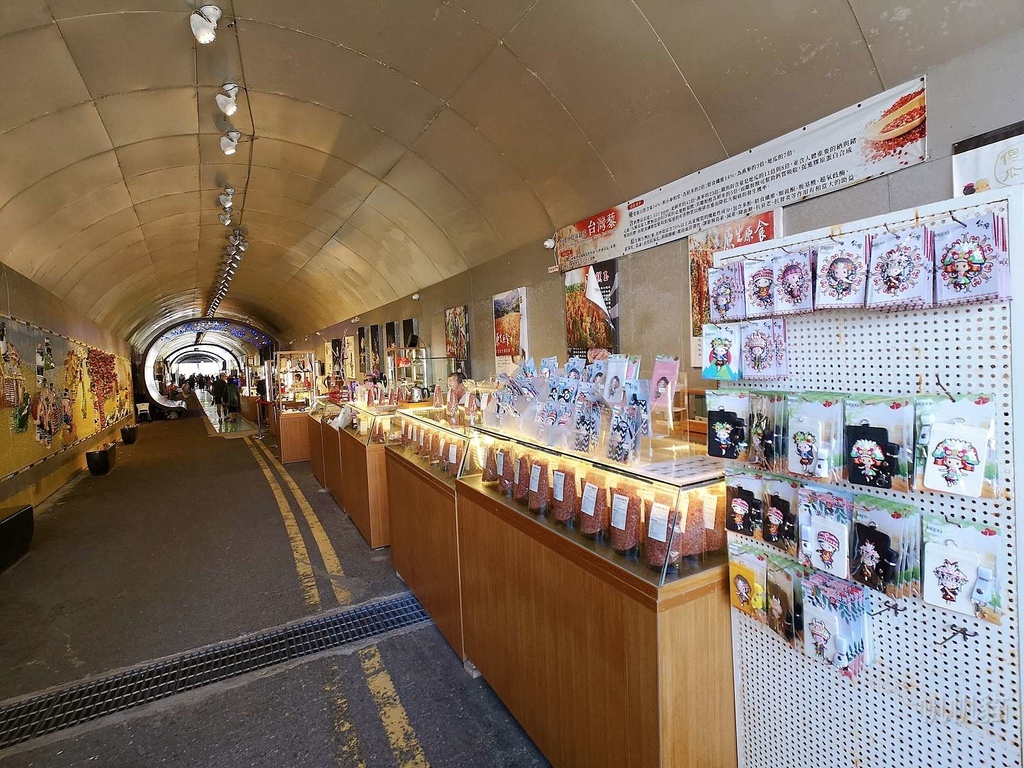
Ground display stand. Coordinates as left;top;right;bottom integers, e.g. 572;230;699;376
276;412;310;464
338;403;393;549
271;351;315;464
715;187;1024;768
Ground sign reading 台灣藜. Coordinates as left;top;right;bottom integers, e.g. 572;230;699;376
556;78;927;271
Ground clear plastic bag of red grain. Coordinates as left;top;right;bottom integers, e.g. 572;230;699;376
644;496;682;572
551;464;578;527
528;457;551;515
513;454;531;506
414;427;429;458
482;443;499;483
579;474;610;541
610;486;642;558
497;446;515;496
430;432;443;465
445;440;463;477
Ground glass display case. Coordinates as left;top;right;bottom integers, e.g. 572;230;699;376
275;351;316;412
335;400;398;446
386;346;432;390
389;407;726;586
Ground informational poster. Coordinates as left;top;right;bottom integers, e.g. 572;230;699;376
369;324;382;374
953;120;1024;196
0;315;133;482
688;210;781;366
493;287;528;377
357;327;367;374
556;79;926;271
564;259;619;359
343;336;357;381
444;305;471;376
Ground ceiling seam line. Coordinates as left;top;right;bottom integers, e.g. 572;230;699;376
504;0;544;38
844;0;887;88
628;0;728;157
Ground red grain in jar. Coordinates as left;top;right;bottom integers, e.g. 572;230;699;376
645;499;682;571
528;458;551;515
513;455;531;505
482;445;499;483
579;474;609;539
497;448;515;495
610;487;642;556
551;464;578;524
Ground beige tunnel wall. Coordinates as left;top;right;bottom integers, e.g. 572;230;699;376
307;26;1024;382
1;264;133;509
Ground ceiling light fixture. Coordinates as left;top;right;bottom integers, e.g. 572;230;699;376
215;83;240;116
220;129;241;155
218;193;233;209
219;213;232;225
543;237;556;249
189;5;222;45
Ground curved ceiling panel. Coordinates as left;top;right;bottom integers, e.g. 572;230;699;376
0;1;1020;350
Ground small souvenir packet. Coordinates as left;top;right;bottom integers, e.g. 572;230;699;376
766;561;797;645
606;406;640;464
625;355;642;379
743;258;775;318
747;392;783;470
866;226;934;310
763;474;802;556
772;319;788;379
725;470;763;536
706;391;750;460
801;570;872;677
798;484;854;579
773;249;815;315
844;395;914;491
623;379;652;439
729;544;767;621
932;212;1010;306
786;393;844;481
815;234;869;310
539;356;559;379
922;514;1003;624
853;495;920;598
701;324;742;382
565;356;586;380
588;360;607;387
803;603;840;664
913;394;998;499
740;320;778;380
603;354;628;405
708;262;746;322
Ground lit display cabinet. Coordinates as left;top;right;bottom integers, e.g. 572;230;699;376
386;346;432;390
272;351;315;463
336;401;396;548
385;406;736;767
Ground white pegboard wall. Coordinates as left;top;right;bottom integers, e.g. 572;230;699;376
714;189;1023;768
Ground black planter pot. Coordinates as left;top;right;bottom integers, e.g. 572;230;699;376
120;425;138;445
86;443;117;476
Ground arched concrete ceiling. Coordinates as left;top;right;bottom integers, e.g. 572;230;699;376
2;1;1022;347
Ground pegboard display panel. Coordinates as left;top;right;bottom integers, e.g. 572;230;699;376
713;188;1024;768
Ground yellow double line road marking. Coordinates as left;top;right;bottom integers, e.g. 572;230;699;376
244;436;429;767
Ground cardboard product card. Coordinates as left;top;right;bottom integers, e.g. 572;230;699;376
932;212;1010;307
708;262;746;323
740;320;778;380
814;235;869;310
701;324;742;381
729;560;761;616
803;605;839;664
923;541;981;618
773;249;815;315
744;259;776;318
866;226;934;311
922;422;989;498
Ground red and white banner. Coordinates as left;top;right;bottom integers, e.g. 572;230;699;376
556;78;926;271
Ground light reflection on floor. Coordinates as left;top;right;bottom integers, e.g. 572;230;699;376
195;389;259;438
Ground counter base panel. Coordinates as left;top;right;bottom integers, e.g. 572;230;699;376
339;429;389;549
277;412;310;464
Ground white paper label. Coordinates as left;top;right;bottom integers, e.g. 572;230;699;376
514;459;521;485
496;451;505;475
611;493;629;530
418;429;425;446
581;483;598;516
448;444;458;464
553;471;566;502
529;464;542;492
702;493;717;529
648;503;670;542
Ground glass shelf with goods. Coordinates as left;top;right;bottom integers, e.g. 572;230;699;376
273;351;316;412
386;408;474;488
332;400;398;446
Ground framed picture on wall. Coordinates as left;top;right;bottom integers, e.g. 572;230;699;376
444;305;471;377
357;326;367;374
385;321;397;350
369;324;383;374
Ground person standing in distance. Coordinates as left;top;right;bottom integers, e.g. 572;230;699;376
212;372;229;421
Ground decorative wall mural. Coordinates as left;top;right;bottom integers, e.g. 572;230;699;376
0;315;133;482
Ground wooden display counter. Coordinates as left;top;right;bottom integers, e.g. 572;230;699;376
323;421;343;507
308;415;325;486
240;395;259;423
385;447;464;659
276;411;310;464
339;428;389;548
456;478;736;768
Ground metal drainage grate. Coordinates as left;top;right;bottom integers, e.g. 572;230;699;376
0;592;430;750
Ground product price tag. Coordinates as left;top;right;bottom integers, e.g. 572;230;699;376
496;450;505;475
448;444;458;465
418;429;425;447
611;493;629;530
553;471;566;502
581;483;598;516
529;463;542;493
514;458;521;485
648;503;670;542
702;493;718;529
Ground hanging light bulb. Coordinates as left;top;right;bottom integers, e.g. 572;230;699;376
189;5;222;45
220;130;241;155
219;213;232;225
218;193;233;209
216;83;240;116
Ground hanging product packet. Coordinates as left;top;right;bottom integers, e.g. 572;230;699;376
773;248;815;315
650;355;680;411
772;318;788;379
725;469;763;537
932;211;1010;306
763;473;802;556
708;262;746;323
866;226;934;310
814;234;869;310
852;495;920;599
588;359;608;388
606;405;641;464
519;358;538;378
913;393;998;499
766;555;805;647
800;570;873;678
786;393;844;482
571;384;602;454
740;320;778;380
603;354;628;405
844;395;914;492
706;390;750;460
625;355;642;380
747;392;786;471
798;484;855;580
922;514;1003;625
565;356;586;381
623;379;652;440
539;356;559;379
743;258;776;318
728;543;767;622
701;323;742;382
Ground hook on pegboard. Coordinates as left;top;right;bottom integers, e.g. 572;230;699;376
870;599;907;617
935;624;979;646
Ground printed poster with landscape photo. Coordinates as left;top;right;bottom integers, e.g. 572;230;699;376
564;259;618;359
493;288;528;377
